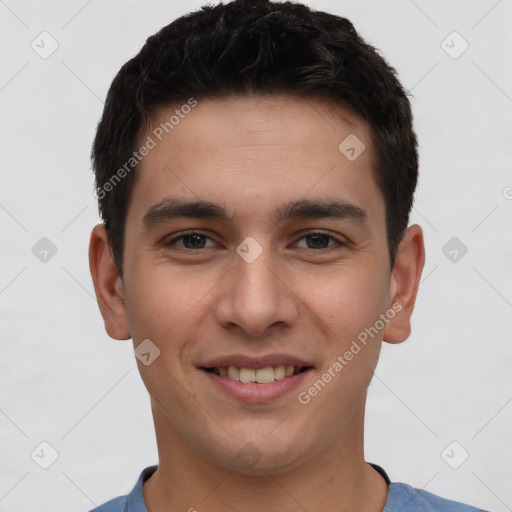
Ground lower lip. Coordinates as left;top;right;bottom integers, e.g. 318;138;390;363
201;369;312;403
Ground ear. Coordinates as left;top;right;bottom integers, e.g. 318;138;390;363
382;224;425;344
89;224;131;340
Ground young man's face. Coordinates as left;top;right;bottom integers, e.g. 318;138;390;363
91;95;423;473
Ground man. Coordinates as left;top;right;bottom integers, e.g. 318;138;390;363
88;0;488;510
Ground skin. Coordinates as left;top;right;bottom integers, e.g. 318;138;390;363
89;95;425;512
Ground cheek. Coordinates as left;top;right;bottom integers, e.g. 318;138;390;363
293;265;389;340
123;267;194;343
296;272;387;418
123;264;222;363
123;270;210;401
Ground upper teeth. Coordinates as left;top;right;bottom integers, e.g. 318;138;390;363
213;365;297;383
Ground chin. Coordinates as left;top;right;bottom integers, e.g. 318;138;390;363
208;425;311;476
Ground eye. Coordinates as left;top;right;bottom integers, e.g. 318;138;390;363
164;230;346;252
294;231;346;250
165;232;218;250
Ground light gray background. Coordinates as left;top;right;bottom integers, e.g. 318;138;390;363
1;1;511;511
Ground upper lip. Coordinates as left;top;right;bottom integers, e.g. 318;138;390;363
199;354;312;369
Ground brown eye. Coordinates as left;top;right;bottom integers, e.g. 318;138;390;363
294;231;346;250
165;232;217;250
182;233;207;249
305;233;330;249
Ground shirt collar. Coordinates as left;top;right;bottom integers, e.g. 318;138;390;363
128;463;391;511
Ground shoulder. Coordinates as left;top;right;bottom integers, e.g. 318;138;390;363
88;495;128;512
87;465;157;512
386;482;490;512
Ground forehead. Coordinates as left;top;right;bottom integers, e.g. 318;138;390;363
146;94;369;161
128;95;383;226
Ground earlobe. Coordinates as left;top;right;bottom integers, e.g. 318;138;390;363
382;224;425;344
89;224;131;340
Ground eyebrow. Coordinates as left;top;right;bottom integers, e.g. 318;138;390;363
273;198;367;225
142;197;368;229
142;199;232;228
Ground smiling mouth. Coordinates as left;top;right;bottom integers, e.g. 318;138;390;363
202;365;313;384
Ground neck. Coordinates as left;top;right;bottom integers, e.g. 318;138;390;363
143;399;388;512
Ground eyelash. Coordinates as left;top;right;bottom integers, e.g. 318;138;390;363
165;231;347;252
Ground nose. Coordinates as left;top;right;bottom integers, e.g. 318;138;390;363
213;245;300;338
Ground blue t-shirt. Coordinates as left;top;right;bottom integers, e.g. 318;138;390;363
89;464;489;512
